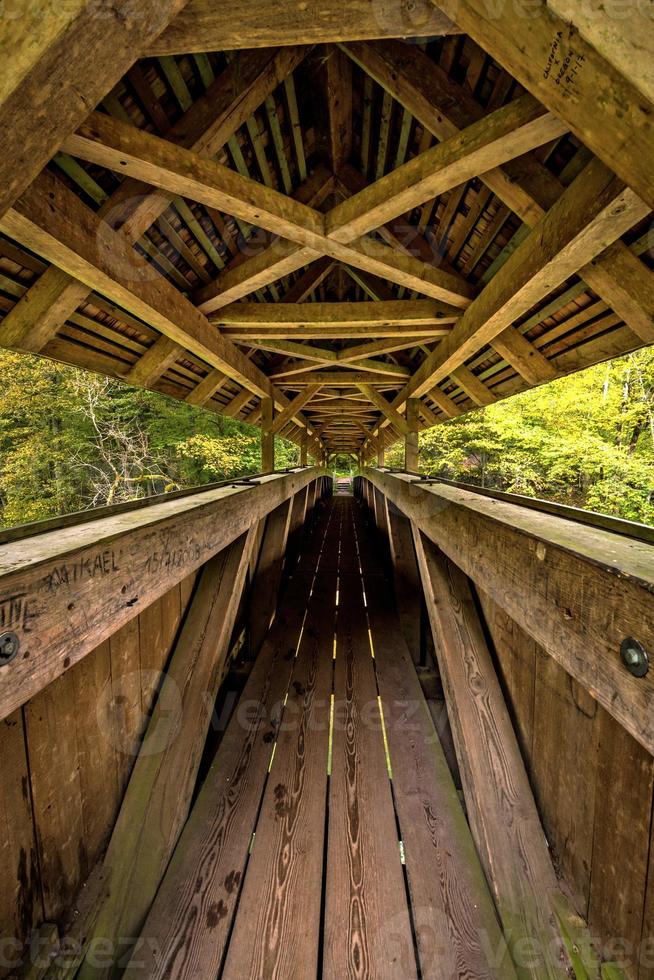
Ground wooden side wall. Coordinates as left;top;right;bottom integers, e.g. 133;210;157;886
0;571;196;950
479;589;654;980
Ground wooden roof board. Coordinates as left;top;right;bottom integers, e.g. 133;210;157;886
0;15;651;457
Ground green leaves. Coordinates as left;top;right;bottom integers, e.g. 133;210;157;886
396;348;654;523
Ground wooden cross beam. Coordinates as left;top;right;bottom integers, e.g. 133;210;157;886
393;157;649;408
428;0;654;213
0;46;309;360
0;170;321;453
266;385;324;436
357;384;411;438
148;0;458;55
62;97;565;309
343;38;654;348
212;299;458;329
0;0;193;220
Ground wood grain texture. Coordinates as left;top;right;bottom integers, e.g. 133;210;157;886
477;589;536;771
0;0;190;219
384;504;422;664
324;506;416;980
413;530;570;977
364;470;654;757
531;651;600;915
124;502;334;979
78;530;259;978
222;564;336;978
429;0;654;212
149;0;458;53
588;708;654;978
0;708;41;950
248;497;293;655
0;468;319;721
356;507;515;979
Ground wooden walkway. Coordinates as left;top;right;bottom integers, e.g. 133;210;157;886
128;496;512;979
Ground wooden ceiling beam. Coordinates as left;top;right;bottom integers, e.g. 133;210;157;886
185;368;228;407
281;258;335;303
395;158;650;404
0;170;321;452
429;0;654;212
273;356;409;379
148;0;458;55
0;46;309;359
268;386;324;435
326;93;566;241
325;46;353;175
65;103;561;310
68;112;475;309
0;0;191;220
212;299;458;329
344;38;654;347
125;335;185;388
283;371;399;385
223;326;446;340
450;366;495;407
357;385;411;437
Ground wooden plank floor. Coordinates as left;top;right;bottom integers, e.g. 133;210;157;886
132;496;513;979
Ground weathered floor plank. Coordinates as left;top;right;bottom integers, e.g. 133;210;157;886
221;549;337;978
323;504;417;980
125;502;333;979
354;504;515;980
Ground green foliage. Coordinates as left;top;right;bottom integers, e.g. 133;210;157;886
0;352;298;528
1;347;652;528
385;348;654;524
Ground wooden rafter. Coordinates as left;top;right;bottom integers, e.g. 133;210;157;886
148;0;458;54
429;0;654;212
0;0;191;220
0;170;321;452
0;23;651;458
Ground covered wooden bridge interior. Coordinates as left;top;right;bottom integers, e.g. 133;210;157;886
1;1;654;978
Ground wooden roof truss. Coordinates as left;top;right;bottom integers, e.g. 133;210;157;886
0;1;652;458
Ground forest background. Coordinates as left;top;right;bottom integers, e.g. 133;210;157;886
0;346;652;528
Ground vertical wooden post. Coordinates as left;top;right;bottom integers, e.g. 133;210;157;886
412;527;571;977
300;433;307;466
384;502;422;664
377;433;385;467
75;528;261;977
261;397;274;473
284;486;309;574
248;497;294;656
405;398;419;472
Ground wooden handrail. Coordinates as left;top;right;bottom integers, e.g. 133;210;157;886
0;467;325;721
357;469;654;756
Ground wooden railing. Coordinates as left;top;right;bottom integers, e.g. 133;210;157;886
0;467;330;970
356;468;654;978
0;467;327;721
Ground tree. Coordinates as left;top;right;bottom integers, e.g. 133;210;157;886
0;352;299;527
385;349;654;523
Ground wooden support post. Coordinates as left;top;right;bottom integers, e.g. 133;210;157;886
413;528;571;978
385;502;422;665
372;485;389;540
405;398;419;472
300;433;307;466
284;485;309;575
248;497;293;657
77;528;260;978
261;397;274;473
376;433;385;467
